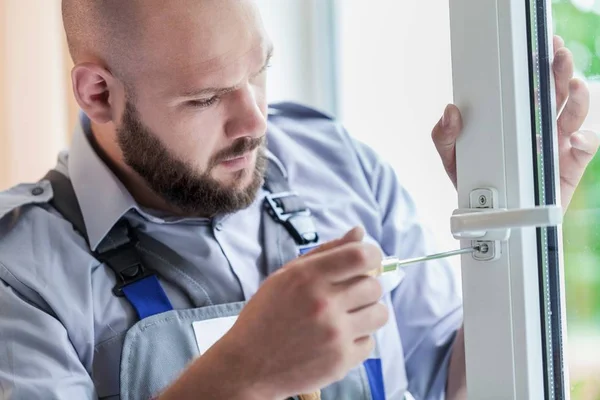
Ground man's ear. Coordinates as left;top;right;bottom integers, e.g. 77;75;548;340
71;63;119;124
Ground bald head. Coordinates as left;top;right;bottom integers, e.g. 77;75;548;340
63;0;266;81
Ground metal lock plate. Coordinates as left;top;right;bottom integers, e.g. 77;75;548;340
469;188;501;262
472;240;501;261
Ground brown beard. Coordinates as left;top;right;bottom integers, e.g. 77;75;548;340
117;100;267;217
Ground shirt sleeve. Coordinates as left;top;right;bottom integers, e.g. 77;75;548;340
350;137;463;400
0;274;97;399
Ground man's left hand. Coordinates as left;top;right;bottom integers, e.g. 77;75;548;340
431;35;600;208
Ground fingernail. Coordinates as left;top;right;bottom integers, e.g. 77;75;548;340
570;132;586;151
554;35;564;49
569;78;586;93
554;48;569;71
442;105;451;129
570;130;599;152
343;226;365;241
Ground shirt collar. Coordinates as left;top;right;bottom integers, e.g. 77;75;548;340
68;113;138;251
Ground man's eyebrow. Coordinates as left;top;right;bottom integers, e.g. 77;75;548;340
177;45;274;99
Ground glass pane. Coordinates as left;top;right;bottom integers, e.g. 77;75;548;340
531;0;600;399
553;1;600;398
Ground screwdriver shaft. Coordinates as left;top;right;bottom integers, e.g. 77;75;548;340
382;247;479;273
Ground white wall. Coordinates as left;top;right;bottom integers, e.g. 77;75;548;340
336;0;459;259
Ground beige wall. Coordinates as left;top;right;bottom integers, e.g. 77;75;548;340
0;3;8;187
63;35;78;137
0;0;73;190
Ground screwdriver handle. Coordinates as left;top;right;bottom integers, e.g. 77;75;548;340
299;392;321;400
368;264;386;277
369;257;402;276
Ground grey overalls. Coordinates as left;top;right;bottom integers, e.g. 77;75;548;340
43;154;392;400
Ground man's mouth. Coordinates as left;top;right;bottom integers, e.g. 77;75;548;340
219;150;254;170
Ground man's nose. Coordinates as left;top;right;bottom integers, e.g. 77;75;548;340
224;83;267;140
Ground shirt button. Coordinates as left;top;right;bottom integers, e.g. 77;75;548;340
31;187;44;196
215;222;224;231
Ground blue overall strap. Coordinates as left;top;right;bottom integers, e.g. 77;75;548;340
121;278;172;320
95;221;173;320
363;359;385;400
43;170;173;320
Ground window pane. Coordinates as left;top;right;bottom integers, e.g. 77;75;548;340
539;0;600;398
554;0;600;397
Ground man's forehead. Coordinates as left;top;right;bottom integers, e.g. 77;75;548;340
144;40;271;100
131;0;267;84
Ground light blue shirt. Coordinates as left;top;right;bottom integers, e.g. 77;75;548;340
0;102;462;399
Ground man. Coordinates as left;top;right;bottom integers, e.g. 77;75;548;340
0;1;596;399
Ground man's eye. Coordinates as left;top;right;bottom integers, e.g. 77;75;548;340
255;63;272;77
188;96;219;108
260;63;272;74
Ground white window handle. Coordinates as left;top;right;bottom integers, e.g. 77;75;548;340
451;205;563;241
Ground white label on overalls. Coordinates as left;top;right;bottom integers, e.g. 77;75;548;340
192;316;238;355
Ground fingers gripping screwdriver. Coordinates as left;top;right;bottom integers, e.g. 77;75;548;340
297;246;478;400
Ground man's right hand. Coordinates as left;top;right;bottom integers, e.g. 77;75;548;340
221;227;388;399
159;227;387;400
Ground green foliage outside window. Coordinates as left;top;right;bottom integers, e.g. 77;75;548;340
553;0;600;397
553;0;600;330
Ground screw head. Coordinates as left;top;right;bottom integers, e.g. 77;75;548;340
478;195;487;206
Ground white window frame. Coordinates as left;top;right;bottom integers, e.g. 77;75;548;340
449;0;567;398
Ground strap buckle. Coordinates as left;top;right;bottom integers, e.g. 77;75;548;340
96;236;155;297
265;192;319;245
